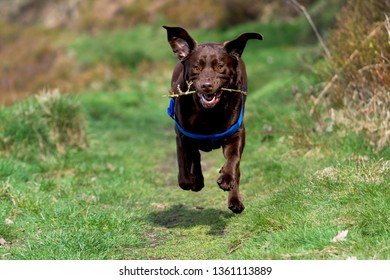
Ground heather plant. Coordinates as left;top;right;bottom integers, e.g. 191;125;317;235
314;0;390;151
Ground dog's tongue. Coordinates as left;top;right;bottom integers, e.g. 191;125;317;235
204;94;215;101
198;92;222;108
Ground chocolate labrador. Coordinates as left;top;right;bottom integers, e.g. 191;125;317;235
164;26;262;213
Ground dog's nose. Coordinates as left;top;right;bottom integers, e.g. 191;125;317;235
201;82;213;93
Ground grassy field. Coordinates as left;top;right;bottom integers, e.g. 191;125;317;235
0;23;389;260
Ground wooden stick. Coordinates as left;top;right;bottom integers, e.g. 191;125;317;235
221;88;247;95
164;82;247;98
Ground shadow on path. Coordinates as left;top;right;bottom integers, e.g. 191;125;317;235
148;204;233;236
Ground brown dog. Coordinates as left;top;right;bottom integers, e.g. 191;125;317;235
164;26;262;213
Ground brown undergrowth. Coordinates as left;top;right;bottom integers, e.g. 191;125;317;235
0;23;123;105
313;0;390;151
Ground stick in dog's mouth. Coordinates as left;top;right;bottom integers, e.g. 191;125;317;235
166;81;246;98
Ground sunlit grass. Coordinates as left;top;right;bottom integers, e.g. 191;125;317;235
0;23;389;260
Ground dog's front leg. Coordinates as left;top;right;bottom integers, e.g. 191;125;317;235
176;134;204;192
218;129;245;213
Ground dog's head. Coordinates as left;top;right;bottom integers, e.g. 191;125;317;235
164;26;263;109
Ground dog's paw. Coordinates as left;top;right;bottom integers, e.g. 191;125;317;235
228;197;245;214
217;173;234;191
179;182;204;192
191;182;204;192
179;177;204;192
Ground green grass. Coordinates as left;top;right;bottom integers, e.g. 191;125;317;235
0;24;389;260
69;20;313;69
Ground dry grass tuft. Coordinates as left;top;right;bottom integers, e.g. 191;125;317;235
314;158;390;187
35;89;88;151
0;89;87;159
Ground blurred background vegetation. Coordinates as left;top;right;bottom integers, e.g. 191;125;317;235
0;0;344;102
0;0;389;150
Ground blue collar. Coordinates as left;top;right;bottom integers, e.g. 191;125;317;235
167;88;245;142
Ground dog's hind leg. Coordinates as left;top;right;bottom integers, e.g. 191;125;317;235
190;148;204;192
176;135;204;192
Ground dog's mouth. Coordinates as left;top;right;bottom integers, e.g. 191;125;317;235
197;91;222;108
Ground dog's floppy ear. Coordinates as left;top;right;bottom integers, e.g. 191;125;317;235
163;26;197;61
224;33;263;58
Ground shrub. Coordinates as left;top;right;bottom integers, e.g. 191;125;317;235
314;0;390;151
0;89;87;160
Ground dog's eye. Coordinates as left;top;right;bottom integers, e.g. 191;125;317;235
216;64;224;72
192;65;200;72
